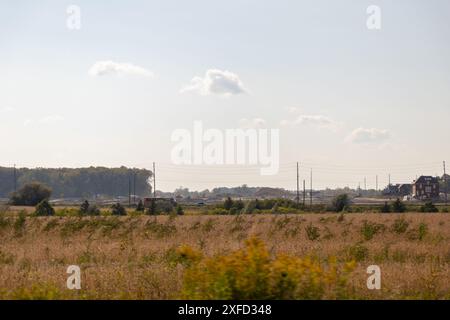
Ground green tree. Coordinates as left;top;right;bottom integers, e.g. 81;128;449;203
331;194;350;212
176;204;184;215
380;201;391;213
392;198;406;213
80;200;90;215
35;200;55;216
111;203;126;216
136;200;145;212
9;182;52;206
420;201;438;213
224;197;234;210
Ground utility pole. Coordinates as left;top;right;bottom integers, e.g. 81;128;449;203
364;177;367;191
376;175;378;191
388;174;391;186
303;179;306;206
153;162;156;199
444;161;448;205
296;162;300;207
310;168;313;207
13;164;17;193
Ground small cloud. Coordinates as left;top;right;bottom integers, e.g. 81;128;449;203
239;118;266;129
40;115;64;124
0;106;14;113
281;114;340;131
347;127;391;144
24;115;64;126
180;69;246;96
89;60;153;77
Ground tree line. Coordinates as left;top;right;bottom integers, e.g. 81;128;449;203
0;166;152;198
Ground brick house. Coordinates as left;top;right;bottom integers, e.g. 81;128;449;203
412;176;439;200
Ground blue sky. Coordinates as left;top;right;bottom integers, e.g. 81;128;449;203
1;0;450;191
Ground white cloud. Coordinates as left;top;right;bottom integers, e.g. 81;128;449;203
24;115;64;126
0;106;14;113
89;60;153;77
347;127;391;144
281;114;340;131
180;69;246;96
239;118;266;129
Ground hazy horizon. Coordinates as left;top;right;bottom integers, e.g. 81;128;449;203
2;1;450;191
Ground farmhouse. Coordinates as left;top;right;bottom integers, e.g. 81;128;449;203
412;176;439;200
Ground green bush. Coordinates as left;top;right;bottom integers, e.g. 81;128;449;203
420;202;438;213
361;220;385;240
391;217;409;234
380;202;391;213
305;223;320;241
9;183;52;206
111;203;126;216
330;194;350;212
392;198;406;213
34;200;55;216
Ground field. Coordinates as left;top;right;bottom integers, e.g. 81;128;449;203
0;210;449;299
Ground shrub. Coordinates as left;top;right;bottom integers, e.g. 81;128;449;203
180;237;355;299
9;182;52;206
34;200;55;216
305;223;320;241
380;202;391;213
361;220;385;240
79;200;100;216
176;204;184;215
136;200;145;212
420;202;438;213
392;198;406;213
348;243;369;262
391;217;409;234
223;197;234;210
79;200;90;215
111;203;126;216
330;194;350;212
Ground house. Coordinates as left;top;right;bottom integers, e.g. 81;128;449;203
412;176;439;200
398;184;412;196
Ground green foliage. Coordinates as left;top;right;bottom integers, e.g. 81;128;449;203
79;200;100;216
176;204;184;215
305;223;320;241
34;200;55;216
420;202;438;213
330;194;350;212
380;201;391;213
360;220;385;240
391;217;409;234
10;182;52;206
111;203;126;216
180;237;355;299
136;200;145;212
392;198;406;213
347;243;369;262
223;197;234;210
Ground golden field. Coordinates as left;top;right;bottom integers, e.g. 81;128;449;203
0;210;449;299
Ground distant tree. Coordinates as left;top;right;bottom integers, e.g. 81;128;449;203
9;182;52;206
136;200;145;212
176;204;184;215
111;203;126;216
80;200;90;215
420;201;438;213
35;200;55;216
331;194;350;212
224;197;234;210
380;201;391;213
232;199;244;211
146;199;157;215
392;198;406;213
271;202;279;214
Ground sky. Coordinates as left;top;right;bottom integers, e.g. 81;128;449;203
1;0;450;191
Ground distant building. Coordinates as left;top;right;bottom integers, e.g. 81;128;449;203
383;184;412;197
412;176;439;200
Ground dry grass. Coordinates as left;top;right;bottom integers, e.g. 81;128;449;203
0;211;448;299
